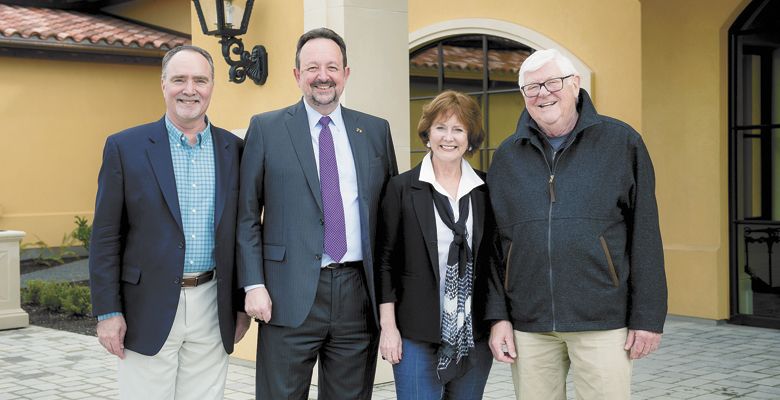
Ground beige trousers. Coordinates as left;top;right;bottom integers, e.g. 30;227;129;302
511;328;632;400
118;278;228;400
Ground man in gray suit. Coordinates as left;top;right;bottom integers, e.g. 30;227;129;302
237;28;398;399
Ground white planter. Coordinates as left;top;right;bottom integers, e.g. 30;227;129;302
0;230;29;330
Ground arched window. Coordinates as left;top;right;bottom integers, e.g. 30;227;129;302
409;35;532;171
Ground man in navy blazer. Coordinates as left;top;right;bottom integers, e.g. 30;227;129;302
89;45;249;400
237;28;398;399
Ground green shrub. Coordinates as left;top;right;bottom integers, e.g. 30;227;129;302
21;280;93;316
38;282;68;311
71;216;92;252
61;285;92;316
22;280;46;304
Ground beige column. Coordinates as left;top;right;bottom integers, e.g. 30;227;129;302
303;0;409;384
304;0;411;172
0;230;29;330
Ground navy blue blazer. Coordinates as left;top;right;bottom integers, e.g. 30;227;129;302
89;117;244;356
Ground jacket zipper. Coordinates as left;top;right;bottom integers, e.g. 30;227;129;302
539;141;573;332
504;242;514;290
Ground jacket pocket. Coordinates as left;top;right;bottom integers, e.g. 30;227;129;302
504;242;513;290
121;266;141;285
263;244;286;261
598;236;619;287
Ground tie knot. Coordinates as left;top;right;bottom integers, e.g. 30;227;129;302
319;116;332;128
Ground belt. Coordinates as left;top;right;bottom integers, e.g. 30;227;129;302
181;270;215;287
323;261;362;270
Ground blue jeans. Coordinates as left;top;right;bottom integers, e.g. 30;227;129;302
393;338;492;400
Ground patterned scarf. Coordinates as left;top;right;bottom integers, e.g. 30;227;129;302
431;189;475;381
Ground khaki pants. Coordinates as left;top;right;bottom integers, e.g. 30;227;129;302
118;278;228;400
510;328;632;400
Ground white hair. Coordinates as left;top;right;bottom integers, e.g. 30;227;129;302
518;48;579;87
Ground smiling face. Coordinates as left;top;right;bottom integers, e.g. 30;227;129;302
161;50;213;130
522;61;580;136
294;38;350;115
428;112;469;167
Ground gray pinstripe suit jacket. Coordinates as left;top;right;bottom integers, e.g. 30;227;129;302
236;100;398;328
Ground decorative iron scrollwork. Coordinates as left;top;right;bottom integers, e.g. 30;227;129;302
219;36;268;85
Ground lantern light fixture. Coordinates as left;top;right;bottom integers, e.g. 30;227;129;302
193;0;268;85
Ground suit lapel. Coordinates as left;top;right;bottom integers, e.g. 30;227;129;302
410;167;440;283
342;107;369;201
212;127;233;229
286;101;323;210
146;119;183;231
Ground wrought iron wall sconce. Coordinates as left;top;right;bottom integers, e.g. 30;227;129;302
193;0;268;85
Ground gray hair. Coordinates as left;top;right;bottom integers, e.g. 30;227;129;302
518;48;578;88
161;45;215;79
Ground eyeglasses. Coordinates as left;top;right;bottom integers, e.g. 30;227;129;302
520;75;574;97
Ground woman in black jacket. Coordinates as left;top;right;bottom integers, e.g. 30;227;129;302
376;90;497;399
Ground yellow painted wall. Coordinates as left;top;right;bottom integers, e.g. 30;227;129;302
189;0;305;361
0;58;163;245
409;0;643;130
641;0;749;319
103;0;192;34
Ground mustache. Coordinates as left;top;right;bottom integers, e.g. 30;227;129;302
311;80;335;87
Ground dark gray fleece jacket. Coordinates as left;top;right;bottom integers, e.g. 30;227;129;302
485;89;667;333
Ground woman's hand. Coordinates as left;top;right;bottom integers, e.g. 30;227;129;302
378;302;403;364
380;326;403;364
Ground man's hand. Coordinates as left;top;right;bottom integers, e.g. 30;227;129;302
245;287;272;323
234;312;251;343
489;320;516;363
97;315;127;359
624;329;662;359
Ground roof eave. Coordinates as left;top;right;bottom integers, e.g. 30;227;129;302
0;35;172;65
0;35;169;57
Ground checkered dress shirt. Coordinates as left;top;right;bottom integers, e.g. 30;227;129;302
165;117;216;274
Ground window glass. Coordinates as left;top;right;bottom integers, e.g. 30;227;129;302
409;35;531;170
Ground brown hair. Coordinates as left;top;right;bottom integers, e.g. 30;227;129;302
295;28;347;69
417;90;485;157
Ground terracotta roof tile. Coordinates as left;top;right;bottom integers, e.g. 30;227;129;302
411;45;530;75
0;4;189;50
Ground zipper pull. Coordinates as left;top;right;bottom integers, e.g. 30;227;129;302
549;174;556;203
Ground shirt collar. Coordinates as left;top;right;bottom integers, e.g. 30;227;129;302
165;115;212;147
302;98;344;131
419;152;484;201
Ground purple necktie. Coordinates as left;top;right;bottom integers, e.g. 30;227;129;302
318;116;347;262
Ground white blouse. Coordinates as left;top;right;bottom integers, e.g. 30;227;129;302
418;153;485;316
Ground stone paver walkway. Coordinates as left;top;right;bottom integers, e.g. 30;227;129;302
1;317;779;399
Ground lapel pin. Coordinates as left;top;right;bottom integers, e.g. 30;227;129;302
355;128;363;134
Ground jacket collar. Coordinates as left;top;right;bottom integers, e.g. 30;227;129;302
513;89;601;145
146;116;234;233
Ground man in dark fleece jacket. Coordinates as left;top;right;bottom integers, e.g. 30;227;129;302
485;48;667;400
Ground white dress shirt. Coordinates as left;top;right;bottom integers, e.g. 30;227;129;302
302;100;362;266
418;153;484;311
